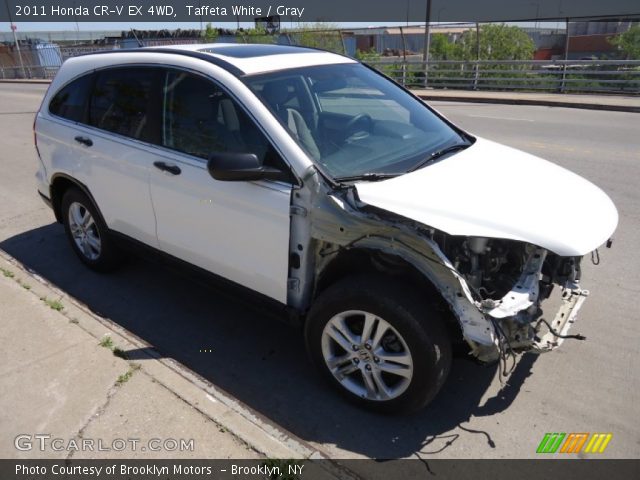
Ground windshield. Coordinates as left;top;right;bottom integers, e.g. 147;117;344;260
243;63;468;180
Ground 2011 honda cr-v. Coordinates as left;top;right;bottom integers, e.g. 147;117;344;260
34;44;618;413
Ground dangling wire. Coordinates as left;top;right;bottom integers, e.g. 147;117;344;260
591;248;600;265
489;317;517;383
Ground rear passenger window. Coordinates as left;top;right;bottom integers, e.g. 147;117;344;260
89;68;157;142
49;74;92;122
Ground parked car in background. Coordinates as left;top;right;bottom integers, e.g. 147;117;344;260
34;44;617;412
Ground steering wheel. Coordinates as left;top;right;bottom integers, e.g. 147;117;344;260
344;113;373;138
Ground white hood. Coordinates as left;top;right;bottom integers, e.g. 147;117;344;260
356;137;618;256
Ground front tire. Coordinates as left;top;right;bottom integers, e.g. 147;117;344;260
61;188;122;272
305;275;451;414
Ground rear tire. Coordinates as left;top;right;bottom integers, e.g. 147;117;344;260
305;275;451;414
61;188;122;272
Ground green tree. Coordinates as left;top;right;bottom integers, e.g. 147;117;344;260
429;33;461;60
289;22;344;54
237;27;275;44
203;23;218;43
458;24;535;60
609;24;640;59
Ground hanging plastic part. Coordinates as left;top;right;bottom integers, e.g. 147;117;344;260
591;248;600;265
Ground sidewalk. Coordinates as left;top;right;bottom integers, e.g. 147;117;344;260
413;89;640;113
0;252;318;461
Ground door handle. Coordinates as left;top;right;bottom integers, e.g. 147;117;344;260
74;136;93;147
153;161;181;175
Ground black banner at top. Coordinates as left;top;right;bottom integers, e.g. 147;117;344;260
1;0;639;23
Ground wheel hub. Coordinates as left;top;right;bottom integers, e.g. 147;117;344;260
321;310;414;402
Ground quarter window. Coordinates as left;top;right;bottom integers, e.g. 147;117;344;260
88;68;156;142
49;74;93;122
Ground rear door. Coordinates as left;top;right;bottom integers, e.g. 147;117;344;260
148;69;293;303
38;67;160;246
76;67;161;246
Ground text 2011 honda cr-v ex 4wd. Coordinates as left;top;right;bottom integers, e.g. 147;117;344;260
34;44;617;413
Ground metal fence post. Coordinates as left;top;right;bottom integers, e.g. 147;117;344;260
473;23;481;90
560;18;570;93
400;26;407;86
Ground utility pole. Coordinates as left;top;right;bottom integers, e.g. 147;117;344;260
4;0;26;78
421;0;432;87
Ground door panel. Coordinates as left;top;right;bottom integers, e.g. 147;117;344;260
149;69;292;303
72;126;159;247
150;155;291;302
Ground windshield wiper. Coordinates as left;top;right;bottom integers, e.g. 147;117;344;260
408;142;471;172
335;172;403;183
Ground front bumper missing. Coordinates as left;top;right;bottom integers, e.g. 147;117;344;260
533;287;589;351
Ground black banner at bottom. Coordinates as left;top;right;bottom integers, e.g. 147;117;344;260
2;459;639;480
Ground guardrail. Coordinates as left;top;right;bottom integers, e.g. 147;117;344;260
365;59;640;94
2;44;639;95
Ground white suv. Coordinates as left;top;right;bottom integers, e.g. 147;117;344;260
34;44;617;413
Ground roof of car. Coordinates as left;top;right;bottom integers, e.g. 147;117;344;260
145;43;356;76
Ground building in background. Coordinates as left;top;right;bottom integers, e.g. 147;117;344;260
567;20;636;59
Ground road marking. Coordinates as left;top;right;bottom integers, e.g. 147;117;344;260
466;114;534;122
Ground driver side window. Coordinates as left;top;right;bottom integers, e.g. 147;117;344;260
161;70;292;179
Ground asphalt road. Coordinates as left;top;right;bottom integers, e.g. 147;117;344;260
0;83;638;462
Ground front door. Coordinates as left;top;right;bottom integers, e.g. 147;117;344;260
148;69;293;303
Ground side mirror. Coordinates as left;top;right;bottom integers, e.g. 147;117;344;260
207;152;288;182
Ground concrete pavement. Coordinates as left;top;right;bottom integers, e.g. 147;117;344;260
0;252;308;460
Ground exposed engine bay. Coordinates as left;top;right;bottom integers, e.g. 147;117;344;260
433;234;590;365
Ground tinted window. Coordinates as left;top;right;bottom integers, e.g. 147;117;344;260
162;70;288;174
49;74;93;122
89;68;157;141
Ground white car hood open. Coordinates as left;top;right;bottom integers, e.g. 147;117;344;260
355;137;618;256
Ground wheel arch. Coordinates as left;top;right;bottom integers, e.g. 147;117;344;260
50;174;103;225
314;247;459;334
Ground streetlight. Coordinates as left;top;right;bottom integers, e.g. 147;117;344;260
3;0;26;78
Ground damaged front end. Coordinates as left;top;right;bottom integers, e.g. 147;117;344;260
434;235;590;362
294;174;600;366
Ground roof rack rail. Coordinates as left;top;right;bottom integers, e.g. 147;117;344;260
75;47;244;76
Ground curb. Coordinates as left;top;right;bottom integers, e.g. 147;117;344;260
0;78;52;84
0;249;359;479
415;93;640;113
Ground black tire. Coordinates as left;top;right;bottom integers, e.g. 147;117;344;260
61;188;122;272
305;275;451;414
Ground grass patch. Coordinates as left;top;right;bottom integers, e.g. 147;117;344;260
116;363;141;385
99;336;114;349
40;296;64;311
1;267;15;278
